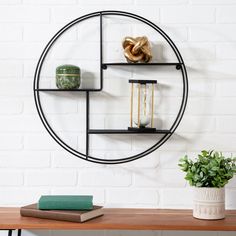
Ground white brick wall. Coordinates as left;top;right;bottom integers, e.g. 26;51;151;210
0;1;236;236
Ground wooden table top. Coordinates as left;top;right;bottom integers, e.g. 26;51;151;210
0;208;236;231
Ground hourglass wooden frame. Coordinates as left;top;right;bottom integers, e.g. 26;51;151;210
129;79;157;132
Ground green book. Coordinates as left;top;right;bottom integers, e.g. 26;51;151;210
38;195;93;210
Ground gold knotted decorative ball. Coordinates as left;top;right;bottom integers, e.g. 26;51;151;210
122;36;152;63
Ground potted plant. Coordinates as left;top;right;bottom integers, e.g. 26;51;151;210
179;150;236;220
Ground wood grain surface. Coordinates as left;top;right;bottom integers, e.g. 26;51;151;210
0;208;236;231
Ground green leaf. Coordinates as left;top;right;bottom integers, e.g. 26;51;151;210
178;150;236;188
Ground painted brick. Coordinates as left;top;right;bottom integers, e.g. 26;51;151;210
134;169;186;187
90;95;130;114
133;134;187;152
217;7;236;23
216;43;236;59
0;25;22;41
159;151;186;169
78;0;133;4
190;0;236;4
0;61;23;78
104;151;159;169
123;5;160;23
24;133;78;150
23;60;40;78
177;115;215;133
90;134;132;151
146;61;187;78
79;22;130;43
189;25;236;42
0;187;50;205
52;7;90;23
164;43;215;60
161;7;215;24
0;80;33;96
184;134;236;152
51;150;99;168
216;81;236;97
188;78;215;97
160;188;193;208
50;42;99;60
103;77;131;97
104;42;129;62
107;189;159;206
216;116;236;133
226;189;236;209
156;97;183;115
0;43;44;59
77;22;99;43
25;170;77;186
0;171;23;186
53;5;159;23
227;175;236;188
24;95;78;114
136;0;187;4
23;0;77;4
0;135;23;150
0;100;23;114
23;24;77;42
0;115;45;132
185;98;212;116
186;98;236;115
103;23;133;42
159;25;188;42
104;115;129;129
44;114;85;132
0;0;21;4
0;151;51;168
0;7;50;23
77;133;87;150
79;168;132;187
42;114;104;132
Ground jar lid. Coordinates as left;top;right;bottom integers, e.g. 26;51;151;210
56;64;80;74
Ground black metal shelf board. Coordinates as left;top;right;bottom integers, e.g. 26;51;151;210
102;62;183;70
35;88;101;92
88;129;171;134
103;62;182;66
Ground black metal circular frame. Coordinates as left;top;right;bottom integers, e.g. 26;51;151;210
34;10;188;164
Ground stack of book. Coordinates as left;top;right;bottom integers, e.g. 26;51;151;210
20;195;103;223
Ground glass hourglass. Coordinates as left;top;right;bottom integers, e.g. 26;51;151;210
128;79;157;132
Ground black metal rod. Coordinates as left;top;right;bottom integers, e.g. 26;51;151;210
103;62;183;66
86;92;90;158
8;230;12;236
17;229;22;236
100;12;103;90
34;88;102;92
129;79;157;84
88;129;171;134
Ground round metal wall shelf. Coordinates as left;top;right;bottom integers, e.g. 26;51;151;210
33;10;188;164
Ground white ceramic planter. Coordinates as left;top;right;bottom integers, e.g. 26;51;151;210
193;187;225;220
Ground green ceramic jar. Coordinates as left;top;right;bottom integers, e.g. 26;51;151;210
56;65;80;89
